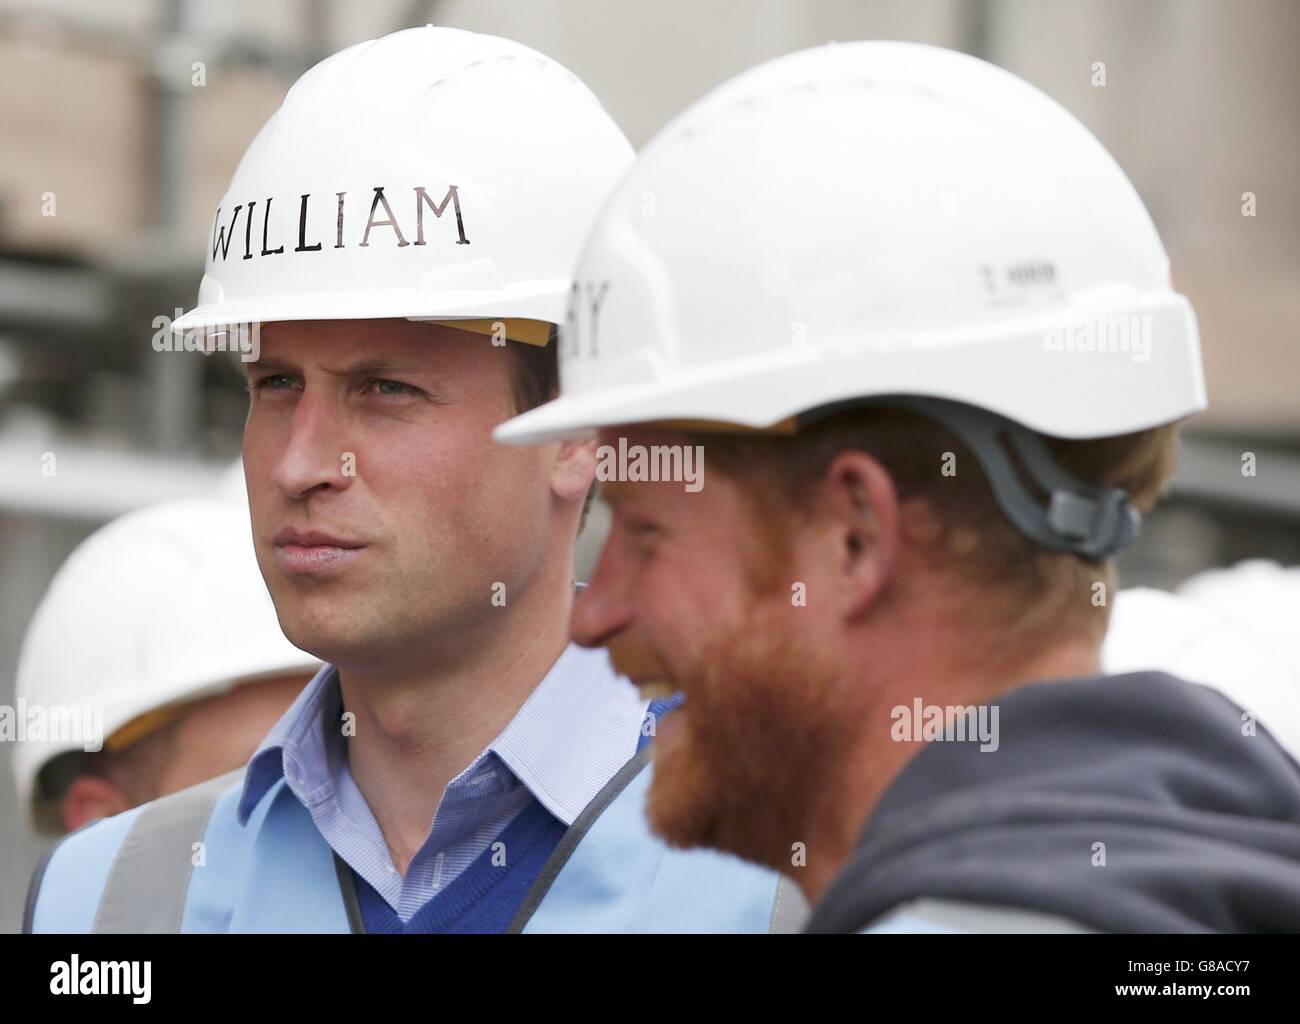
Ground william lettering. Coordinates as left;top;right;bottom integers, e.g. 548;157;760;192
208;185;470;263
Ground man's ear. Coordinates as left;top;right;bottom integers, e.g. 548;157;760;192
815;450;899;622
62;774;133;832
549;438;598;504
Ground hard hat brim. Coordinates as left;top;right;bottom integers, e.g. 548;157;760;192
496;294;1207;446
171;282;571;335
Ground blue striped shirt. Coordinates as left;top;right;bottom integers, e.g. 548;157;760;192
238;643;649;922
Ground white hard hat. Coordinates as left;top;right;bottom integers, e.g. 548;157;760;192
172;26;633;334
496;43;1206;556
213;457;248;505
1105;587;1300;763
13;499;321;828
1179;560;1300;681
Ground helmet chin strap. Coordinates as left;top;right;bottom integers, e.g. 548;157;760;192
797;396;1141;563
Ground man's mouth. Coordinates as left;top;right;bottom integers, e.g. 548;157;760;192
272;528;366;575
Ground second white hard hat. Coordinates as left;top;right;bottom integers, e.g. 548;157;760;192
1105;586;1300;762
13;498;321;829
496;41;1205;446
172;26;633;334
1179;560;1300;681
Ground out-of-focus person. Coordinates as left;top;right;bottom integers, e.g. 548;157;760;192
13;498;319;835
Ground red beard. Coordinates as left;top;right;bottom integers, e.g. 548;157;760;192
618;592;856;875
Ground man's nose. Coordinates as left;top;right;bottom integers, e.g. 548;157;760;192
571;535;636;648
269;388;355;501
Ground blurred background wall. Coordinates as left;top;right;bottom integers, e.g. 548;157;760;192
1;0;1297;930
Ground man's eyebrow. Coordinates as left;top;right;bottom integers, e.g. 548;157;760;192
242;356;294;376
243;355;445;378
327;358;443;378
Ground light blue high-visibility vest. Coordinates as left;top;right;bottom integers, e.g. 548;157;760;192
26;746;806;933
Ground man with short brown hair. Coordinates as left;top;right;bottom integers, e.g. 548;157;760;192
26;26;787;935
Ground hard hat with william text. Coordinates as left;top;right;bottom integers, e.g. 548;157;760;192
172;26;633;339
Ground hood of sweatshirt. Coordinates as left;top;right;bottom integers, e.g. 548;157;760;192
806;672;1300;933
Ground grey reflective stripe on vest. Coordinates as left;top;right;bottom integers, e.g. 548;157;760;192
768;875;810;933
333;852;366;934
505;743;652;933
868;898;1095;934
91;767;245;933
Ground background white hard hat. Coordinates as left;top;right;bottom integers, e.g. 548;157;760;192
214;457;249;505
1179;560;1300;681
172;25;633;334
12;498;320;828
497;41;1205;447
1104;586;1300;762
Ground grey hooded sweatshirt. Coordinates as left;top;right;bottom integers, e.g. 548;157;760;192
805;672;1300;933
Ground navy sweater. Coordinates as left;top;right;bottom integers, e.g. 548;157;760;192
356;800;566;934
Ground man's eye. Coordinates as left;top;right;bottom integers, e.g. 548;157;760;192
249;374;297;392
365;379;420;398
625;520;663;547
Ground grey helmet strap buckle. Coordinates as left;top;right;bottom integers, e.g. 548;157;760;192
995;415;1141;560
796;396;1141;562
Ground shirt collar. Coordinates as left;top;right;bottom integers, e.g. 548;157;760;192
237;644;647;828
487;642;647;825
238;661;340;825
